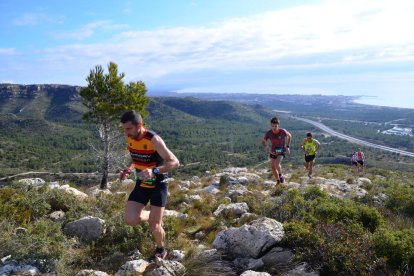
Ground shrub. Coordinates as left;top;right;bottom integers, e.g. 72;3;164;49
385;183;414;216
314;223;384;275
313;199;383;232
373;228;414;272
0;187;50;225
0;219;71;272
282;220;321;248
303;186;328;201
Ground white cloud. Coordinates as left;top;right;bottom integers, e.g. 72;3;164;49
51;21;130;40
12;13;43;26
57;0;412;72
12;0;414;93
0;48;16;56
12;12;64;26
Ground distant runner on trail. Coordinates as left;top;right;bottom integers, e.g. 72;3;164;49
351;148;365;174
119;110;180;260
262;117;292;184
300;132;321;178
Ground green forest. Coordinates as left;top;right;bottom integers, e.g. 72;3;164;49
1;88;414;181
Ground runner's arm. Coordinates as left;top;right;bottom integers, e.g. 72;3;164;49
262;136;270;153
151;135;180;175
285;131;292;154
315;140;321;153
300;138;306;153
120;158;134;181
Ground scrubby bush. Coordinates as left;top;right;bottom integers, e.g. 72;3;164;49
373;228;414;272
385;183;414;216
284;221;385;275
314;223;385;275
0;219;71;272
303;185;328;201
313;198;383;232
0;187;50;225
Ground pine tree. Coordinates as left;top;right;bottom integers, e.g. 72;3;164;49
80;62;149;189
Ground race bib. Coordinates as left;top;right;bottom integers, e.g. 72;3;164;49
274;147;285;154
141;178;156;187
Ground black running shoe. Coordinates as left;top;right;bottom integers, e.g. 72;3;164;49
279;174;285;183
155;247;168;260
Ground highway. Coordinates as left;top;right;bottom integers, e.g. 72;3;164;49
294;117;414;158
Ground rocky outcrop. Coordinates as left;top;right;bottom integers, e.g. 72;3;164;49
116;260;149;275
240;271;271;276
76;270;110;276
0;84;81;100
17;178;46;186
213;217;285;258
63;216;105;242
213;202;249;217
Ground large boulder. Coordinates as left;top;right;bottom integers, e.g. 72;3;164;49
240;271;271;276
213;217;284;258
63;216;105;242
116;259;149;275
233;257;264;271
213;202;249;217
260;247;294;267
18;178;45;186
76;270;110;276
150;260;185;276
55;184;89;199
164;210;188;220
282;262;319;275
0;264;40;275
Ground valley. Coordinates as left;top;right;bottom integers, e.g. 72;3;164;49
1;84;414;181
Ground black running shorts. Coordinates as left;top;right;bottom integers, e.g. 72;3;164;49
128;179;168;207
305;154;316;163
357;160;364;166
270;153;285;159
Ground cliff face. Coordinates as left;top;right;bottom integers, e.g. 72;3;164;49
0;84;82;101
0;83;84;122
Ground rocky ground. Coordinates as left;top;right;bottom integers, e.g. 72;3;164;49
1;164;389;275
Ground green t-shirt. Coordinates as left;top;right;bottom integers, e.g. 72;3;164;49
303;139;318;155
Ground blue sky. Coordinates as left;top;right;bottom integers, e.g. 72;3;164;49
1;0;413;108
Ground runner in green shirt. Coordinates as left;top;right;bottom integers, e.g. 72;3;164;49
300;132;320;178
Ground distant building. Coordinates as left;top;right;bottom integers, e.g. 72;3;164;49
382;126;413;137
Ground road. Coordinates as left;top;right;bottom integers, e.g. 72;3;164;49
294;117;414;158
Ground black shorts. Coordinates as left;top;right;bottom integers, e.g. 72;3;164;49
128;179;168;207
270;153;285;159
357;160;364;166
352;161;358;166
305;154;316;163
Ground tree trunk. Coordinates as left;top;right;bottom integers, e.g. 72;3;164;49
100;121;110;189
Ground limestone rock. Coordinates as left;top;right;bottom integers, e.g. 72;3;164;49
213;202;249;217
164;210;188;220
76;269;110;276
63;216;105;242
55;184;88;199
116;259;149;275
49;210;65;222
260;247;294;267
240;270;271;276
213;217;284;258
18;178;45;186
150;260;185;276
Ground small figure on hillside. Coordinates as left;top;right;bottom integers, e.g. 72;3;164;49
300;132;321;178
262;117;292;184
351;148;365;175
119;110;180;260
